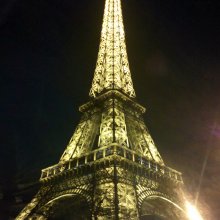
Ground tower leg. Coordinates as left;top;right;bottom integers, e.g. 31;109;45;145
92;164;139;220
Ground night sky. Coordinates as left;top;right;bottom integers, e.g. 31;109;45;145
1;0;220;219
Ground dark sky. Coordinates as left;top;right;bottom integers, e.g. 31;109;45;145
1;0;220;219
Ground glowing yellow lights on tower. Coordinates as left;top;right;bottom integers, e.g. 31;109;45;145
186;201;203;220
89;0;136;98
16;0;188;219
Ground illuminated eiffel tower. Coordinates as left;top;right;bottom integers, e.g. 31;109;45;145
16;0;187;219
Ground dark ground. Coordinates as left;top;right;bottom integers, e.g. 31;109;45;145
1;0;220;219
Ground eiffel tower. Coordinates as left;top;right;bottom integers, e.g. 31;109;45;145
16;0;187;219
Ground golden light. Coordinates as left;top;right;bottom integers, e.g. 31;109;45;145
186;201;203;220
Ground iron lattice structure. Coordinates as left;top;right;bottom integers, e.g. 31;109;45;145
16;0;187;219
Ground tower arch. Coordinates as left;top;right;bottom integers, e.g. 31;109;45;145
38;194;91;220
140;193;185;220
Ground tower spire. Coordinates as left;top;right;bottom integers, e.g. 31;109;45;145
90;0;136;98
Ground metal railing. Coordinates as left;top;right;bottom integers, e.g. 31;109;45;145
41;145;182;183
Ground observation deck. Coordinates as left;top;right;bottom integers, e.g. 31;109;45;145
41;145;182;184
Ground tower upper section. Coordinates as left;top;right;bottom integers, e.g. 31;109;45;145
89;0;136;98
